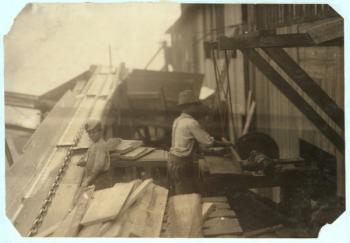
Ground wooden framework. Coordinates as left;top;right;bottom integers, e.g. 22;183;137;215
207;17;344;154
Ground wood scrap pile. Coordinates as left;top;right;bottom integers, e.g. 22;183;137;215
38;179;168;237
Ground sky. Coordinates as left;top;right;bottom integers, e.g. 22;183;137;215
4;3;180;95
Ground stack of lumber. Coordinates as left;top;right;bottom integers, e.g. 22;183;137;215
109;139;156;161
37;179;169;237
111;140;143;154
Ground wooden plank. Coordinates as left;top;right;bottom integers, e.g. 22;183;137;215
39;183;80;233
78;224;103;237
203;224;243;236
110;140;144;154
305;17;343;44
101;213;128;237
204;217;240;228
213;202;231;209
119;147;155;160
241;48;344;154
100;74;114;97
12;148;68;235
52;187;94;236
99;179;152;236
219;33;316;50
262;47;344;129
208;209;236;218
168;193;203;237
89;97;107;121
86;74;107;96
7;91;78;219
202;197;228;203
202;202;216;220
57;96;95;146
80;182;135;226
205;156;242;175
127;184;168;237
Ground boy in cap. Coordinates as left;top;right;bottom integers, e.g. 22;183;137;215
79;119;112;190
168;90;230;195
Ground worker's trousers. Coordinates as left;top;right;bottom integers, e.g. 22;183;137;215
167;153;198;196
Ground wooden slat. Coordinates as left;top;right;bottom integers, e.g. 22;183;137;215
119;147;155;160
262;47;344;129
202;197;228;203
305;17;343;44
204;217;240;228
100;74;114;97
39;183;80;233
110;140;144;154
7;91;78;219
78;224;103;237
57;96;95;146
101;213;128;237
202;202;216;220
203;217;243;237
209;209;236;218
127;184;168;237
86;74;107;96
219;33;316;49
100;179;152;236
213;202;231;209
205;156;242;175
12;148;67;235
168;193;203;237
241;48;344;154
89;97;107;121
52;187;95;236
80;182;136;226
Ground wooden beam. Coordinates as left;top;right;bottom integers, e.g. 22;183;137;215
168;193;203;237
240;49;344;154
219;34;315;49
218;33;342;50
262;47;344;129
304;17;343;44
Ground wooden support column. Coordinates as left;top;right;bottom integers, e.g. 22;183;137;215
240;48;344;154
262;47;344;129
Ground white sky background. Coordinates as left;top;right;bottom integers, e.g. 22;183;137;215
4;3;180;95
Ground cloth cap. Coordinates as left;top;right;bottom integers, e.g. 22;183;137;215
178;90;199;106
85;120;102;132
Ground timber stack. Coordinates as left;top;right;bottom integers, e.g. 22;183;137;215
35;177;243;237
